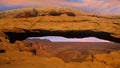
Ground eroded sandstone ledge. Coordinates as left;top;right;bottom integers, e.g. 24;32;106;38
0;7;120;43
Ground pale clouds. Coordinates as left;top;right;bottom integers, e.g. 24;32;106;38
0;0;120;15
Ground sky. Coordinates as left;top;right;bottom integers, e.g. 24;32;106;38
0;0;120;15
28;36;110;42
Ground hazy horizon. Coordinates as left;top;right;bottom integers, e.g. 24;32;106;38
27;36;111;42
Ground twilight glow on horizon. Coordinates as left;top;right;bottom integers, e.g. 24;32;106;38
28;36;110;42
0;0;120;15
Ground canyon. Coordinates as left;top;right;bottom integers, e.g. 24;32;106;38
23;39;120;62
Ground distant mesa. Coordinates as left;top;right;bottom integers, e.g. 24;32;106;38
24;38;51;43
28;36;111;42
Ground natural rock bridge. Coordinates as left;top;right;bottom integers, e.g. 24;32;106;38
4;30;120;43
0;7;120;43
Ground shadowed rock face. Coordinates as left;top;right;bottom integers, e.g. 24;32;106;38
5;30;120;43
0;49;6;53
0;7;120;43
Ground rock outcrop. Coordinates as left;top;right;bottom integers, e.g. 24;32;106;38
0;7;120;68
15;39;52;57
0;7;119;43
86;50;120;68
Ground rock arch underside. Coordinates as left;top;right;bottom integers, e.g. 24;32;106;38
0;8;120;68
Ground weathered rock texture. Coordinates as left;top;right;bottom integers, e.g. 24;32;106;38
0;7;120;68
0;7;119;43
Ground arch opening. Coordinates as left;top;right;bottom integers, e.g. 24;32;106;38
5;30;120;43
27;36;111;42
4;30;120;62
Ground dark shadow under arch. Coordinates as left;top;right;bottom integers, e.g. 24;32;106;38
5;30;120;43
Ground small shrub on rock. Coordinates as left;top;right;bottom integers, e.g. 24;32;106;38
67;12;76;16
49;11;61;16
32;8;39;17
